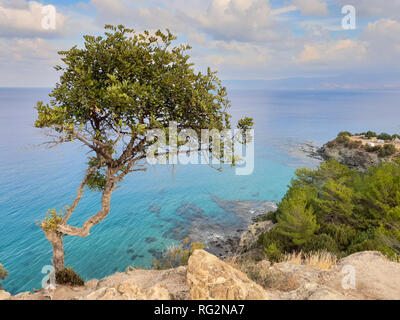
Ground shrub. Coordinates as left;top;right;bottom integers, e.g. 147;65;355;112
379;144;396;157
335;135;350;144
377;133;392;141
364;144;382;153
321;224;357;248
337;131;352;138
302;234;339;253
347;239;378;254
260;158;400;261
392;134;400;140
0;264;8;289
55;267;84;286
361;131;377;138
345;140;362;149
152;238;204;270
263;243;282;263
303;251;337;270
282;250;337;270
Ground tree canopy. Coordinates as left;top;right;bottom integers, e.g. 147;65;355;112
35;25;252;272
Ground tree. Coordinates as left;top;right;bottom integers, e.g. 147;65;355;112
276;188;319;246
35;25;252;272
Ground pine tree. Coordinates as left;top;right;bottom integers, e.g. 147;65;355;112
276;188;319;246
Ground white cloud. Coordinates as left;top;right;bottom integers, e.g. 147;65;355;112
292;0;328;16
194;0;278;42
0;1;68;37
296;39;367;64
360;19;400;64
337;0;400;18
0;37;59;86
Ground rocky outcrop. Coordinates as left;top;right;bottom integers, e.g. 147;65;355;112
0;290;11;300
187;250;269;300
318;144;387;172
259;251;400;300
327;251;400;300
2;250;399;300
237;220;275;253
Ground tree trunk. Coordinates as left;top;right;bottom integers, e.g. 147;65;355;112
44;230;65;272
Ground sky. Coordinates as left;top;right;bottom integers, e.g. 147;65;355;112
1;0;400;89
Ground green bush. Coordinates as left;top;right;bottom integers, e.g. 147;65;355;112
0;264;8;289
335;135;350;144
361;131;377;138
263;243;282;263
55;267;84;286
377;133;392;141
152;238;204;270
321;224;357;248
337;131;352;138
392;134;400;140
364;145;382;153
302;234;339;254
347;239;378;254
379;144;396;157
259;158;400;262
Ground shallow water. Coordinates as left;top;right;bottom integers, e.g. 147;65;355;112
1;87;400;294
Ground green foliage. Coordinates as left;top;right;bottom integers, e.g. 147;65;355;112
260;158;400;262
302;234;339;254
152;238;204;270
332;135;362;149
263;243;282;263
40;209;64;231
379;144;396;157
392;134;400;140
361;131;377;138
377;133;392;141
364;144;382;153
337;131;352;138
86;170;107;191
34;25;246;156
0;264;8;289
34;25;252;273
55;267;84;286
276;188;319;246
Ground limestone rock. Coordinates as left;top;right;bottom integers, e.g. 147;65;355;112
319;144;387;172
331;251;400;300
117;280;145;300
0;290;11;300
237;220;274;253
187;250;268;300
145;284;171;300
85;279;99;290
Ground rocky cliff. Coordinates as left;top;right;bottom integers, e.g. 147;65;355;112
2;250;399;300
318;143;390;172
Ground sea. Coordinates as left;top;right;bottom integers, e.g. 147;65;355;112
1;87;400;294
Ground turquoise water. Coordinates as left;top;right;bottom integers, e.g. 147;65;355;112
1;88;400;294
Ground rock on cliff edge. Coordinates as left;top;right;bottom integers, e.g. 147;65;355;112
1;250;399;300
187;250;269;300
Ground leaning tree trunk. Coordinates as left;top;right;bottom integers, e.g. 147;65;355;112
44;230;65;272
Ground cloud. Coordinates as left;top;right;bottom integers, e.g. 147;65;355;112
0;37;59;86
292;0;328;16
360;19;400;65
194;0;278;42
0;1;68;38
337;0;400;18
296;39;367;64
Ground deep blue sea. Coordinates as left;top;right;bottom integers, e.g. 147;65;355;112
1;87;400;294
